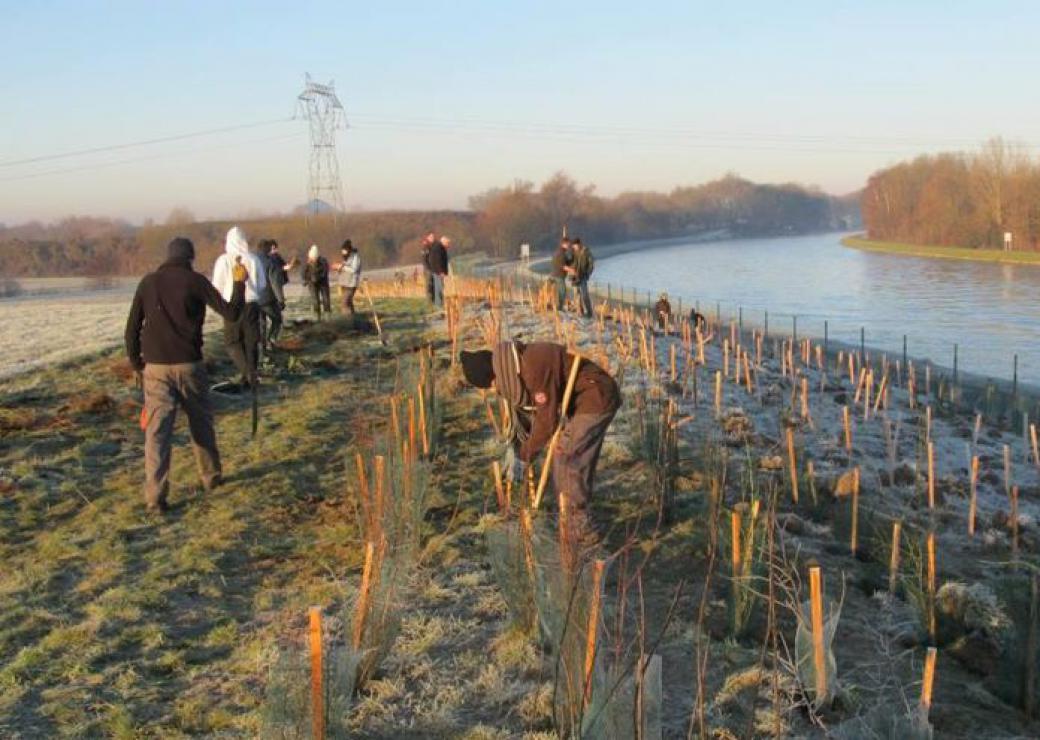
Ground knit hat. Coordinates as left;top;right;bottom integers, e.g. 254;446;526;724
167;237;195;262
308;244;319;260
460;350;494;388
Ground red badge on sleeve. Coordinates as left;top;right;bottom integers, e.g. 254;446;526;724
534;392;548;405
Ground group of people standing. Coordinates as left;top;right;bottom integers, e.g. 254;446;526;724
125;227;362;513
301;240;363;320
549;236;595;316
421;232;451;306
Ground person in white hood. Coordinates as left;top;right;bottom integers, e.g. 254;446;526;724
212;226;266;385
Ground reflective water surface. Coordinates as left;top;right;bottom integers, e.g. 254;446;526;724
593;233;1040;384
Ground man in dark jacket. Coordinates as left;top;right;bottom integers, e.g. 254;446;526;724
460;341;621;534
125;237;246;513
428;235;450;307
566;237;594;317
421;232;436;304
257;239;286;350
654;293;672;331
550;238;572;310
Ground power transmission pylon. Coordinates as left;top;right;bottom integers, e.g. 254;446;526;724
296;73;346;221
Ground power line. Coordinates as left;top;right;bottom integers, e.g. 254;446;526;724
0;132;304;182
0;117;295;168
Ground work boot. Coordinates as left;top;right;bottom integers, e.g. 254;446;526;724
204;474;223;493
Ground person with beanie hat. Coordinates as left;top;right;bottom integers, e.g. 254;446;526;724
459;340;621;536
124;237;248;513
332;239;362;315
302;244;332;320
212;226;266;385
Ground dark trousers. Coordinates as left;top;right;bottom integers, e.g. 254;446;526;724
576;280;593;317
341;286;357;314
552;403;620;511
424;269;436;304
142;362;220;507
552;277;567;310
224;302;261;381
309;283;331;319
259;301;282;346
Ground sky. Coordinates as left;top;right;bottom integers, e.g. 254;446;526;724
3;0;1040;224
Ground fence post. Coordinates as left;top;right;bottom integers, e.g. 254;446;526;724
793;315;798;345
716;301;721;326
764;310;769;341
824;320;829;357
903;335;908;385
738;306;743;339
860;327;866;364
309;606;325;740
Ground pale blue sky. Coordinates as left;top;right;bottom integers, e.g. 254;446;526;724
2;0;1039;223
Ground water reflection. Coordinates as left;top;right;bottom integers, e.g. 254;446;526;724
594;233;1040;383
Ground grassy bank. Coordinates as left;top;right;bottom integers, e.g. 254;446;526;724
842;234;1040;265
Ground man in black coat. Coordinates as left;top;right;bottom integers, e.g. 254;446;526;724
125;237;247;513
428;235;450;306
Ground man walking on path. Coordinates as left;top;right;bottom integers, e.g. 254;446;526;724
256;239;286;351
212;226;265;384
421;232;436;304
550;238;572;310
125;237;247;513
567;237;595;317
428;235;450;307
302;245;332;320
460;341;621;539
333;239;362;314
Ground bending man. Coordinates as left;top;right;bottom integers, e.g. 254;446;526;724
125;237;247;513
460;341;621;537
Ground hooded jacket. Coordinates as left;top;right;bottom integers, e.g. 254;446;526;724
212;227;266;303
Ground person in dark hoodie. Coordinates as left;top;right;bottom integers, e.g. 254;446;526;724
427;235;450;307
256;239;286;351
654;292;672;331
459;341;621;540
550;238;572;310
125;237;247;513
420;232;436;304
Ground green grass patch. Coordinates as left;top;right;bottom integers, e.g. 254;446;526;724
842;234;1040;265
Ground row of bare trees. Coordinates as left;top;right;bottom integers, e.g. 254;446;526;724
0;172;850;276
862;138;1040;250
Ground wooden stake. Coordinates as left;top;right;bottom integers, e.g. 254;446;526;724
533;354;583;509
731;509;742;583
352;542;376;649
927;441;936;509
786;427;799;503
843;405;852;453
417;382;429;456
889;520;901;594
1005;444;1013;501
583;559;606;705
809;566;828;703
309;606;325;740
492;461;506;512
1032;424;1039;467
920;646;937;714
714;370;722;419
850;467;860;556
1011;485;1020;556
969;455;979;537
927;533;936;643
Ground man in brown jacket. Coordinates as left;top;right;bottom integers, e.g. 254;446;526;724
125;237;247;513
460;341;621;528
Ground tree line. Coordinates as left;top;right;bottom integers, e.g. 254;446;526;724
862;138;1040;250
0;172;854;277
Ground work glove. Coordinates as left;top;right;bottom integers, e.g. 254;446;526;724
232;256;249;283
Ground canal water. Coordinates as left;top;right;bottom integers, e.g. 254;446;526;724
592;233;1040;385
